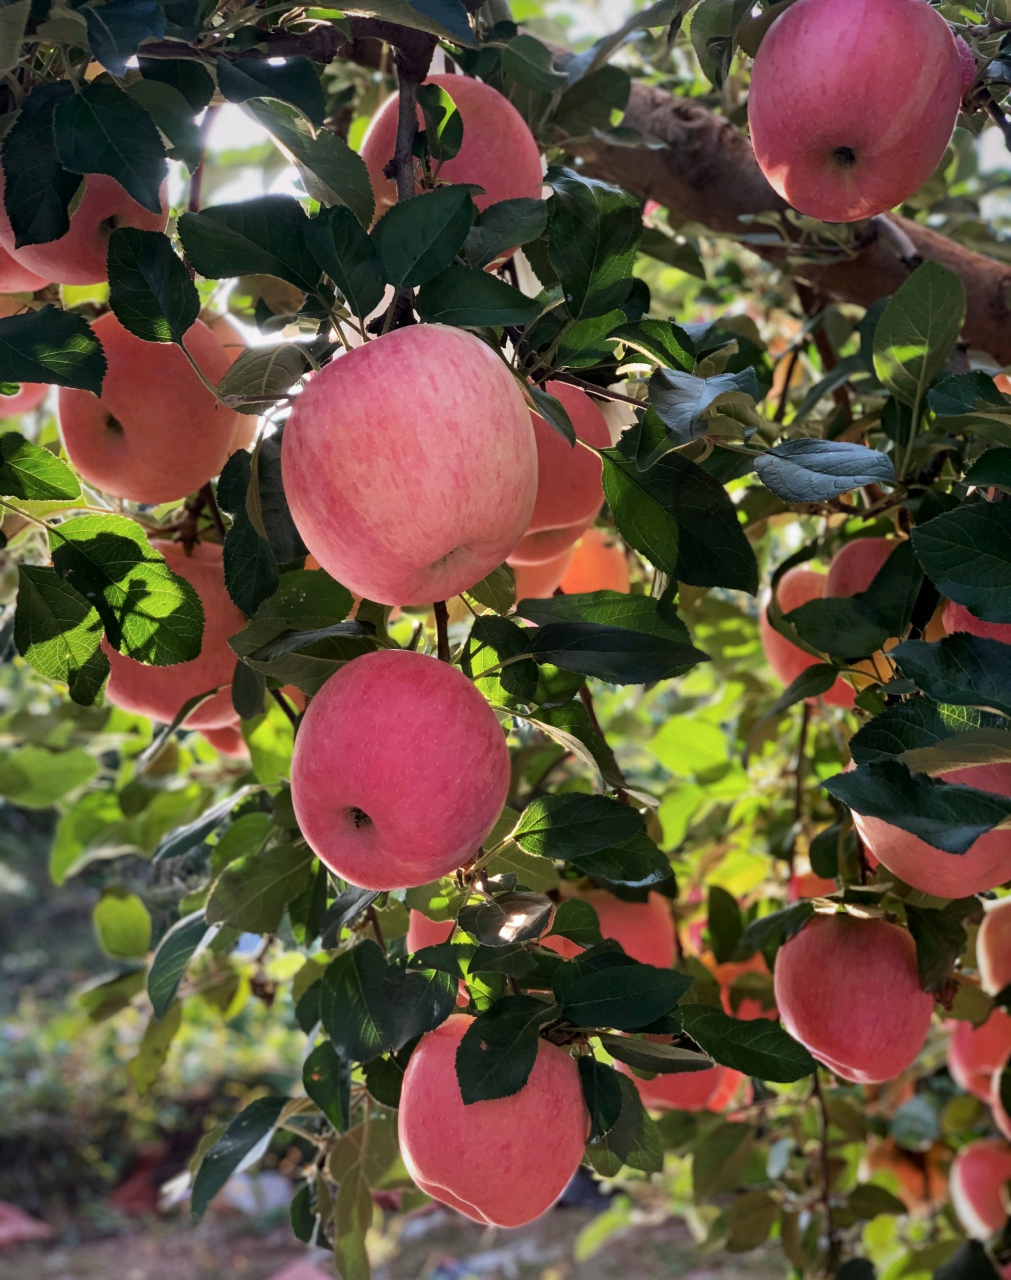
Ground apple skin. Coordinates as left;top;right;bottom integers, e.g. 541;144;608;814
789;870;837;900
979;897;1011;997
559;528;631;595
0;174;169;285
759;566;855;708
950;1139;1011;1239
512;546;573;600
947;1008;1011;1103
58;313;243;504
398;1014;586;1227
852;762;1011;897
710;951;778;1022
290;650;510;890
824;537;896;598
623;1058;747;1112
205;313;256;452
1;382;48;415
407;911;454;952
943;599;1011;643
200;722;250;759
103;541;245;731
282;325;537;606
544;890;675;968
749;0;961;223
774;913;933;1083
361;75;544;221
0;242;48;293
507;383;611;566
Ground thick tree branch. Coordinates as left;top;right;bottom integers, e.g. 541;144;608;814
569;81;1011;365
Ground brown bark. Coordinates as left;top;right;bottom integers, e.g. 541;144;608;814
571;82;1011;365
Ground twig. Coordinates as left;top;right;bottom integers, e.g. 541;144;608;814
870;214;924;272
793;701;809;828
773;347;801;424
550;372;644;407
270;686;300;729
199;481;227;540
811;1071;840;1260
386;74;419;203
366;905;386;951
984;92;1011;152
433;600;451;662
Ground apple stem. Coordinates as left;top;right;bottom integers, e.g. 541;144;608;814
433;600;451;662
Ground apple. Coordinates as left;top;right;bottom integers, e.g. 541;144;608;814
290;649;510;890
200;722;250;759
947;1009;1011;1103
507;383;611;566
399;1014;586;1226
623;1058;747;1112
749;0;961;223
759;566;855;708
979;898;1011;997
407;911;454;952
544;890;675;968
360;75;544;221
0;174;169;285
944;600;1011;644
512;547;573;600
0;382;48;416
824;537;896;598
282;324;537;606
103;541;246;731
774;912;933;1083
950;1139;1011;1239
789;870;837;900
709;951;778;1022
58;312;243;504
0;243;47;293
559;528;631;595
852;762;1011;897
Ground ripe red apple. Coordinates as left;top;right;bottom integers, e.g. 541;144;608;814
852;762;1011;897
361;74;544;221
748;0;961;222
507;383;610;566
774;912;933;1083
0;242;47;293
544;890;675;968
0;174;169;285
623;1058;747;1112
201;722;250;759
559;528;631;595
103;541;245;730
947;1009;1011;1103
58;313;243;504
824;537;896;597
759;566;855;708
709;951;778;1022
944;600;1011;644
950;1139;1011;1238
1;382;48;416
789;870;837;900
282;325;537;606
290;650;510;890
512;546;573;599
407;910;454;952
398;1014;586;1226
979;898;1011;997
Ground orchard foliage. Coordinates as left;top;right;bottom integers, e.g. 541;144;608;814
2;0;1011;1276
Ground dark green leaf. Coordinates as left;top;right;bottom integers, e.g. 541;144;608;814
204;840;314;932
676;1004;817;1082
649;366;757;448
83;0;165;76
578;1055;623;1140
464;197;547;269
708;885;742;965
523;619;706;684
305;205;384;319
516;591;691;643
191;1095;287;1221
527;384;575;444
568;828;674;889
891;634;1011;717
873;261;966;408
217;56;326;127
0;82;82;248
738;902;815;957
514;792;643;860
178;196;321;292
934;1242;1000;1280
755;439;895;503
904;905;966;995
584;1072;645;1175
502;35;567;91
964;447;1011;491
107;228;200;344
598;1032;713;1074
147;910;209;1019
548;898;603;949
319;941;391;1063
458;891;554;946
372;185;475;290
138;57;215;112
546;166;640;320
611;318;694;371
0;306;105;393
53;81;166;214
785;597;889;663
849;698;952;764
562;962;692;1030
303;1040;351;1130
911;500;1011;623
637;228;705;279
417;265;539;327
455;994;558;1103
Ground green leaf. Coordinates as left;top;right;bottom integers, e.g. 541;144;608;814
82;0;166;77
138;57;215;113
823;758;1011;855
562;962;693;1030
148;910;210;1019
725;1189;778;1252
708;885;743;964
584;1072;646;1175
676;1004;817;1082
898;727;1011;775
0;0;30;77
738;902;814;957
464;562;517;614
304;204;384;318
892;634;1011;717
247;100;373;227
178;197;321;293
872;262;966;408
417;265;540;327
53;81;167;214
502;34;568;91
611;318;694;371
527;384;575;445
127;999;181;1095
0;306;106;393
911;500;1011;623
578;1055;623;1140
14;568;107;705
514;792;643;860
0;82;82;248
107;227;200;344
0;432;78;500
345;0;474;42
416;82;463;165
217;343;309;415
205;840;314;933
548;898;604;949
49;515;204;665
93;887;152;958
191;1095;288;1221
319;941;392;1062
0;744;96;807
546;167;640;320
458;891;554;946
905;905;968;994
523;619;706;684
217;56;326;127
597;1032;712;1075
755;440;895;503
964;447;1011;492
463;198;547;269
455;994;558;1102
785;597;889;663
303;1040;351;1130
372;185;476;290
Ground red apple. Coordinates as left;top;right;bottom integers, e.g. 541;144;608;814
290;650;510;890
507;383;610;566
748;0;961;222
512;547;573;600
58;312;242;504
710;951;778;1022
398;1014;586;1226
789;870;837;900
0;382;48;415
950;1139;1011;1239
103;541;245;730
544;890;675;968
774;912;933;1083
825;537;896;598
0;174;169;285
944;600;1011;644
0;242;48;293
201;722;250;759
759;566;855;708
852;762;1011;897
407;910;454;952
361;75;544;221
979;898;1011;997
947;1009;1011;1104
282;325;537;606
559;528;630;595
623;1058;747;1112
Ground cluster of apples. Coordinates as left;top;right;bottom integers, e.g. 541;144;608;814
748;0;970;223
762;536;1011;896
